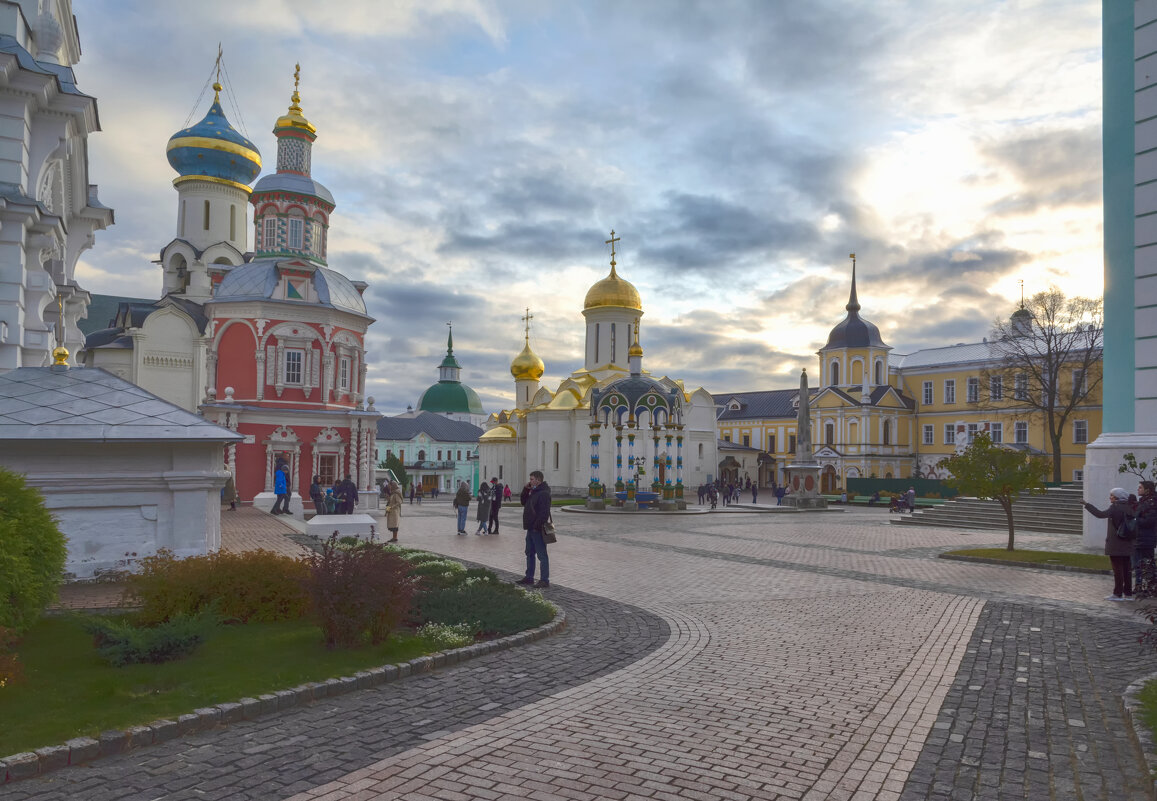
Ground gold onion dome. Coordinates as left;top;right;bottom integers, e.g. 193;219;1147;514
510;338;545;380
629;339;644;357
275;64;317;136
584;263;641;310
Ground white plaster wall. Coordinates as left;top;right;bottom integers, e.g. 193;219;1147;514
137;309;202;411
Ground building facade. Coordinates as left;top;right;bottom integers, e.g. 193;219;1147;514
376;411;481;494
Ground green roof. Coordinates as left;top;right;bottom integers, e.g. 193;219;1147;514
417;381;483;414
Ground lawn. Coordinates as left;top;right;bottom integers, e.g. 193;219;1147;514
1138;681;1157;752
942;548;1110;571
0;615;429;755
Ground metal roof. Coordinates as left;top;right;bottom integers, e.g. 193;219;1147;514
377;411;482;443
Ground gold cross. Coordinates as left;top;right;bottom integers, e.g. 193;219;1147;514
605;230;620;263
294;63;301;92
521;308;533;337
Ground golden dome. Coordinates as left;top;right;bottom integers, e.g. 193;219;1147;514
510;338;544;380
275;64;317;135
479;424;517;441
629;340;643;357
584;263;641;311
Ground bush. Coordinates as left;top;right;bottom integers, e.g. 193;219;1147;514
124;548;310;626
0;468;67;635
416;621;475;650
418;580;556;637
78;611;217;667
0;626;22;687
303;535;418;649
408;559;466;590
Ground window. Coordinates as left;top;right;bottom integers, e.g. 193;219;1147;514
923;424;934;445
289;217;304;249
554;442;560;470
990;422;1003;443
1074;469;1084;482
698;443;703;458
742;434;750;447
437;450;442;460
825;424;833;445
339;357;351;390
418;449;426;461
1015;421;1028;444
284;349;304;384
595;323;600;363
967;423;979;442
263;217;276;249
874;361;883;385
967;377;979;403
610;324;616;363
945;380;956;404
923;381;933;405
318;454;337;486
1073;369;1087;395
457;451;462;460
830;361;840;386
990;376;1003;401
789;435;796;453
203;200;210;231
1014;374;1028;401
230;205;236;240
1073;420;1088;444
883;420;891;445
944;425;956;445
499;465;503;479
768;435;776;453
724;434;731;442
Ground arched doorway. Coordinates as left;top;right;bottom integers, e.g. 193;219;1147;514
821;465;838;493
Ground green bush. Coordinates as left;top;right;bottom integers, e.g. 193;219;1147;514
0;467;66;635
78;611;217;667
124;548;310;625
417;580;556;637
416;621;475;650
408;559;466;590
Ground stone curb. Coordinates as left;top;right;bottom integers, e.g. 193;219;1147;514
1121;668;1157;797
0;607;567;785
937;553;1111;575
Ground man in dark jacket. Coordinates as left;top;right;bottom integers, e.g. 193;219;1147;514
516;471;551;588
340;474;359;514
488;477;503;535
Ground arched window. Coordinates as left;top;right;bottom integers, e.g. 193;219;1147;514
874;360;883;385
830;360;840;386
203;200;210;230
883;420;891;445
417;449;426;461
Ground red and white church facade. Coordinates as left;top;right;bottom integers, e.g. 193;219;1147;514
84;71;380;512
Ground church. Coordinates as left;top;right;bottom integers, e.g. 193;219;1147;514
83;66;380;511
478;235;718;497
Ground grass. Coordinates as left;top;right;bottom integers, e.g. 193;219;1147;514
1138;681;1157;751
0;616;428;755
942;548;1110;571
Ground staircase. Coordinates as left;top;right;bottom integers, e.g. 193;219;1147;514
890;485;1084;536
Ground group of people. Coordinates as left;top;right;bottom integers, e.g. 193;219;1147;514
443;474;552;587
453;477;505;536
1084;481;1157;601
306;474;360;516
696;478;762;508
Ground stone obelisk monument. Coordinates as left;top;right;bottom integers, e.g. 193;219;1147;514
783;368;827;509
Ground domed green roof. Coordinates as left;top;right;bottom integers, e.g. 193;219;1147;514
418;381;484;414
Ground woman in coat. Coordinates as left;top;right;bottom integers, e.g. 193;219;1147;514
1135;481;1157;594
474;483;491;535
385;482;403;543
1084;487;1136;600
453;481;472;535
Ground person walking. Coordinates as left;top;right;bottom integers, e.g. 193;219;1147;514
409;484;415;504
1136;481;1157;594
222;471;238;511
1084;487;1136;601
488;477;503;535
906;487;916;513
309;475;325;515
453;480;471;535
474;482;492;535
751;484;758;504
271;463;290;515
339;474;359;514
516;470;552;588
385;481;403;542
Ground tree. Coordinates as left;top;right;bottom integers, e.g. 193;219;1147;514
983;288;1102;483
939;433;1051;551
382;453;410;492
0;467;67;635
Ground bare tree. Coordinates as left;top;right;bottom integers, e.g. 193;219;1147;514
983;288;1102;483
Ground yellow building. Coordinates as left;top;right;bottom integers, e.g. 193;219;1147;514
716;267;1102;489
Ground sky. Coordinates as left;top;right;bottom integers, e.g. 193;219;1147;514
73;0;1104;416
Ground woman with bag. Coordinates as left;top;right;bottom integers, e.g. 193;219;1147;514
1084;487;1136;601
516;471;552;588
474;482;491;535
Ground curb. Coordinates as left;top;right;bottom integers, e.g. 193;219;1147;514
1122;670;1157;797
1;608;567;785
937;553;1111;575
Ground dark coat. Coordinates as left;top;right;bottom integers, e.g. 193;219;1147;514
1138;493;1157;551
522;481;552;532
454;484;471;508
1084;499;1135;556
491;482;504;510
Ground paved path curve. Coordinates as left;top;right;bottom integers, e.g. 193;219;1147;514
9;503;1157;800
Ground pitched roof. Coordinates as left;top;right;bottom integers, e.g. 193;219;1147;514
376;411;482;443
892;341;997;369
79;294;153;336
713;389;800;420
0;367;242;442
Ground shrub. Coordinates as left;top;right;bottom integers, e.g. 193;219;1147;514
303;535;417;649
125;549;310;625
0;468;67;635
408;559;466;590
418;580;556;637
78;611;217;667
416;621;475;650
0;626;22;687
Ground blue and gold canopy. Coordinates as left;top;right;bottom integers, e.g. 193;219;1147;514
166;84;262;190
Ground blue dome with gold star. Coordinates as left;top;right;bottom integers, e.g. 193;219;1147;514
166;85;262;188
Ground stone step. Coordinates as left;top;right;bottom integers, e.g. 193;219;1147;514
892;485;1084;535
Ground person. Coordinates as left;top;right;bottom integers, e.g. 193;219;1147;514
1084;487;1136;601
517;470;552;588
839;491;848;504
309;475;325;515
707;484;717;510
331;479;345;514
775;485;785;506
453;480;471;535
504;484;512;502
409;485;416;504
488;477;503;535
1136;481;1157;594
222;471;237;511
340;474;359;514
868;490;880;507
475;482;492;535
697;484;705;505
906;487;916;514
324;486;337;514
751;484;758;504
271;463;290;515
385;481;403;542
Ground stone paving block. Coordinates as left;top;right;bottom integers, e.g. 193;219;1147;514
32;746;68;772
98;730;128;757
238;697;262;720
217;702;245;724
151;719;180;745
4;752;39;781
174;713;200;735
64;737;99;765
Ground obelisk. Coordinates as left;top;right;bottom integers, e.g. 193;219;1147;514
783;369;827;508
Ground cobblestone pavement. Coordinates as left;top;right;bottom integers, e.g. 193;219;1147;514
12;505;1157;800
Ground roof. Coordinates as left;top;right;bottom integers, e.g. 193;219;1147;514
213;259;367;316
0;367;242;442
376;411;482;443
714;389;800;420
892;341;997;369
417;381;484;415
79;294;153;336
252;172;335;205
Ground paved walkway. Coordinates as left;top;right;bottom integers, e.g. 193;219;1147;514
13;505;1157;800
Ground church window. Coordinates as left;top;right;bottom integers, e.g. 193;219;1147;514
230;205;236;241
554;442;559;470
284;349;304;384
289;217;304;249
610;324;616;363
944;380;956;404
830;361;840;386
595;324;600;363
990;422;1003;443
967;377;979;403
923;424;933;445
179;201;186;236
944;425;955;445
883;420;891;445
339;357;350;390
990;376;1003;400
874;360;883;385
263;217;276;249
457;450;462;460
203;200;210;231
499;465;504;479
922;381;933;405
824;424;833;445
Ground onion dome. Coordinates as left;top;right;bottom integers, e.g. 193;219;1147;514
275;76;317;138
166;84;262;189
511;337;545;381
584;263;642;310
417;381;484;415
824;256;887;349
